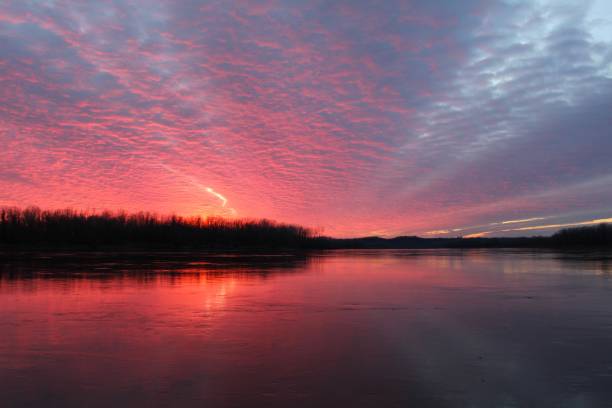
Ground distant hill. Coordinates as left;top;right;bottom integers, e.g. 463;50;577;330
306;235;549;249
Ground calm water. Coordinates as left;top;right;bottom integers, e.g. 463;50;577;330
1;250;612;407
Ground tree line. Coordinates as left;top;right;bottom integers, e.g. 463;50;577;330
1;206;610;249
551;223;612;247
0;207;314;248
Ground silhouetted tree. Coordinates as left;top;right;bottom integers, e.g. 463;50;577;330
0;207;314;248
552;224;612;247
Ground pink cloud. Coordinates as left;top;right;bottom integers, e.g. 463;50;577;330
1;0;611;236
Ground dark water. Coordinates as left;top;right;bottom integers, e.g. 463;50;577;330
1;250;612;407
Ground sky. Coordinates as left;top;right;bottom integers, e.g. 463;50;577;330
1;0;611;238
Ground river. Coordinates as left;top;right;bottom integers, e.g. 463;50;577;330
1;249;612;407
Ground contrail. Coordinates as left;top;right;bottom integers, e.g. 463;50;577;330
425;216;548;236
161;164;235;213
502;217;612;232
499;217;547;225
205;187;227;207
427;215;612;237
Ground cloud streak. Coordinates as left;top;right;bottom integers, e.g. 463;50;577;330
160;164;235;216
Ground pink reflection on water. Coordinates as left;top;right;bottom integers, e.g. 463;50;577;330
1;250;612;406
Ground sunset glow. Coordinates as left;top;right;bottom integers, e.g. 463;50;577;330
1;0;611;236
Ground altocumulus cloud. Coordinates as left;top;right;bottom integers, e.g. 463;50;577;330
0;0;611;236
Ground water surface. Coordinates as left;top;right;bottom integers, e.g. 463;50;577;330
1;249;612;407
